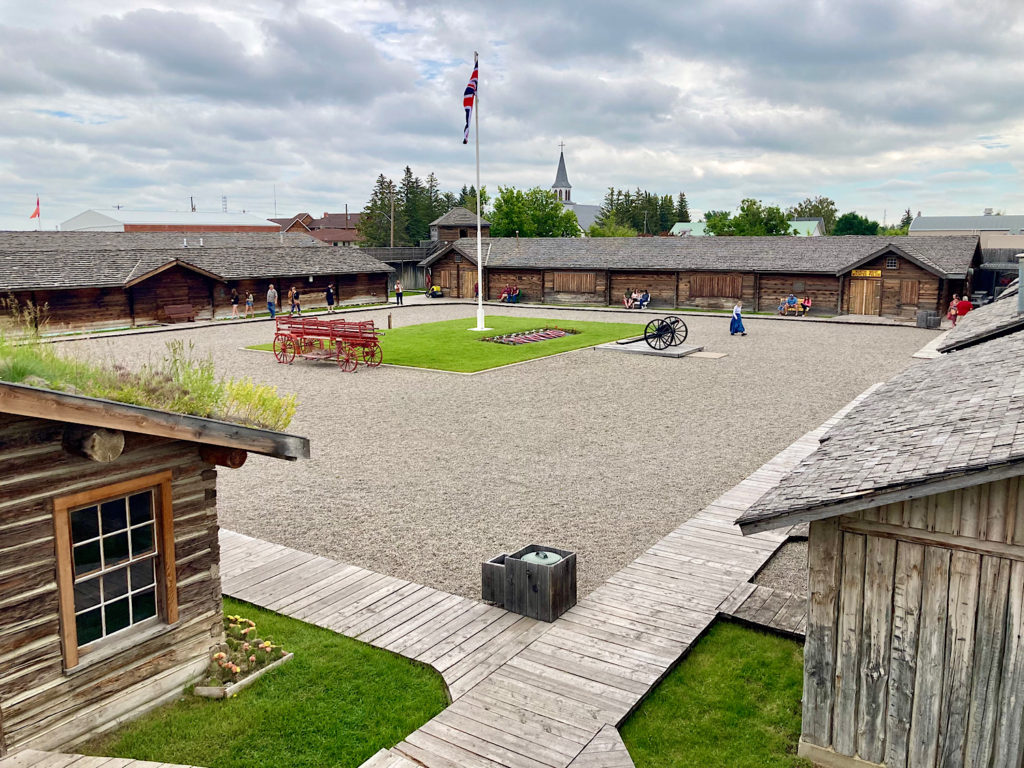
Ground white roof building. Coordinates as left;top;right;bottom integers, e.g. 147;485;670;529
61;210;278;232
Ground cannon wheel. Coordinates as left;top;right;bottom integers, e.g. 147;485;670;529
664;315;689;346
273;334;295;364
337;344;358;372
644;319;673;350
361;343;383;368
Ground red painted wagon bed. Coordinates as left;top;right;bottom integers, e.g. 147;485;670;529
272;316;384;372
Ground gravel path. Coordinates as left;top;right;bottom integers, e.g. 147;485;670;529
67;306;933;600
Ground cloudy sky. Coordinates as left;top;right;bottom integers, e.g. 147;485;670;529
1;0;1022;230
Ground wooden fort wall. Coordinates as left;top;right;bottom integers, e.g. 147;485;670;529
800;476;1024;768
0;413;222;753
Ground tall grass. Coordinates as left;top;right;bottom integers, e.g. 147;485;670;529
0;298;297;431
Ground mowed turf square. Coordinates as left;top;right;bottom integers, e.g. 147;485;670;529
252;315;645;372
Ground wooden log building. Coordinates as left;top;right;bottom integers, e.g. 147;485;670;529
419;235;981;318
0;381;309;755
0;238;392;330
738;306;1024;768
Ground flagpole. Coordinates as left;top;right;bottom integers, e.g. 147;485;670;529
473;51;487;331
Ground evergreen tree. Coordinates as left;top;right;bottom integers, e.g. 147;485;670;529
675;193;691;223
357;174;406;247
658;195;675;234
899;208;914;230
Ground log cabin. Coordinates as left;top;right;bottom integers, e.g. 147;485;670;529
0;242;392;331
737;323;1024;768
0;381;309;756
419;235;981;317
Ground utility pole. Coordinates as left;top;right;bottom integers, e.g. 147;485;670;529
390;182;395;249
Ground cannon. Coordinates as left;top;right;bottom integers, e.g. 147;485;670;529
643;315;689;350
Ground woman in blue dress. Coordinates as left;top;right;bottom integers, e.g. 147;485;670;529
730;301;747;336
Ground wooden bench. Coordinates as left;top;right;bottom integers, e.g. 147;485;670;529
161;303;196;323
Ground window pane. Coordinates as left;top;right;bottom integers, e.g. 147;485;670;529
103;569;129;600
73;541;102;576
131;523;155;556
130;560;155;590
103;532;130;568
76;607;103;646
71;506;99;542
132;590;157;622
74;576;102;611
129;491;154;526
100;499;128;534
105;597;131;635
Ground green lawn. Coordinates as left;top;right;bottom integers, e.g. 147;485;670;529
251;315;644;372
80;597;448;768
620;622;811;768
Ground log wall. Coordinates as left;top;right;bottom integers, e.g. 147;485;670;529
130;266;217;323
677;271;756;309
487;269;544;303
840;254;942;317
430;252;479;298
10;289;132;332
542;270;607;305
800;476;1024;768
0;413;223;753
757;274;841;314
609;272;677;308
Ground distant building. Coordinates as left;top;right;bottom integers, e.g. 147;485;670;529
61;210;279;233
269;210;365;246
550;148;601;231
910;213;1024;250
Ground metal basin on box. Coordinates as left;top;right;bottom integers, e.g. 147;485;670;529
481;544;576;622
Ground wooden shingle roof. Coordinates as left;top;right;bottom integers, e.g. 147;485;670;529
938;279;1024;353
737;331;1024;533
0;246;392;291
421;235;979;277
430;207;491;227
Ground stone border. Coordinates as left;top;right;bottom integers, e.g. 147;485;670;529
193;652;294;699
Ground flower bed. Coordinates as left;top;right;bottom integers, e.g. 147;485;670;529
194;612;292;699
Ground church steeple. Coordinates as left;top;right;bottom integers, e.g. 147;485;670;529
551;142;571;202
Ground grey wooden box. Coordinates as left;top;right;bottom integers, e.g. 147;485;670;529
481;545;576;622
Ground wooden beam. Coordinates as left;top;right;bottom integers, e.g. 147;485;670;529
199;445;248;469
0;381;309;460
799;740;884;768
840;518;1024;562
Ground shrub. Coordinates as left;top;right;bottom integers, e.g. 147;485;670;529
206;613;289;686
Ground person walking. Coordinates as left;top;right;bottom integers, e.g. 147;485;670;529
230;289;240;319
266;284;278;319
325;285;335;313
956;294;972;322
947;294;959;326
730;301;747;336
395;280;403;306
245;291;254;318
292;286;301;315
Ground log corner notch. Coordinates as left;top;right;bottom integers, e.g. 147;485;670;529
63;426;125;463
199;445;248;469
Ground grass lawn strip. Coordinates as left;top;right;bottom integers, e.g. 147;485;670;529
250;315;644;373
80;597;448;768
620;621;812;768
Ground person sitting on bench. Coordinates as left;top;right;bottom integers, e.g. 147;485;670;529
800;296;812;316
623;291;635;309
499;285;511;302
635;290;651;309
509;286;520;303
785;294;798;313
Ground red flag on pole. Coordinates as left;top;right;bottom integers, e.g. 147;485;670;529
30;196;40;219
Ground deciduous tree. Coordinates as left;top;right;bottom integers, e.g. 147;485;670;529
489;187;579;237
786;196;838;235
704;199;792;236
833;212;880;236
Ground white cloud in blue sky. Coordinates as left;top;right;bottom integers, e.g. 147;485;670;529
0;0;1021;229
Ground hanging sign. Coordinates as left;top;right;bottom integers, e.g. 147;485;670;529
852;269;882;277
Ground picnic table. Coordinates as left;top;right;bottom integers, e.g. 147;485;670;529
272;316;383;372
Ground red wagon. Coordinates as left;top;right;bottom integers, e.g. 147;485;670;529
272;316;383;372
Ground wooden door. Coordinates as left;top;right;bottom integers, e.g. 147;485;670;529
849;279;881;315
460;267;477;299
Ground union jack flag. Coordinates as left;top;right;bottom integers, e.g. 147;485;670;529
463;54;478;144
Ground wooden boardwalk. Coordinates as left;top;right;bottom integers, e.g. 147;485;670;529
0;749;204;767
214;387;876;768
719;582;806;638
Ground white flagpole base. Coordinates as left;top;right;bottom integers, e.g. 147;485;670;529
469;306;490;332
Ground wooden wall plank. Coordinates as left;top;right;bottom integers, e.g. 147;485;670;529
963;556;1010;767
832;532;865;756
857;536;896;763
991;560;1024;767
884;540;924;768
937;551;981;767
908;546;951;767
803;518;844;747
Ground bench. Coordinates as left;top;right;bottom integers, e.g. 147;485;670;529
161;303;196;323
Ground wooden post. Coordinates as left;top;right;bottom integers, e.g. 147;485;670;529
388;313;393;329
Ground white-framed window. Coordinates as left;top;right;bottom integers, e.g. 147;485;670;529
885;256;899;269
54;471;177;669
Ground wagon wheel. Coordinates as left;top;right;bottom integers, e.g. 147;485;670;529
664;315;689;346
337;344;358;373
644;319;672;350
299;338;317;355
361;343;383;368
273;334;295;364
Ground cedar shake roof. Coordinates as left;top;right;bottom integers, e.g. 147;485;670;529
311;228;365;244
737;331;1024;532
430;207;491;227
938;279;1024;353
313;212;362;229
0;231;326;250
420;235;979;276
0;246;392;291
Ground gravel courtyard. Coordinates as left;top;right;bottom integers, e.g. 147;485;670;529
69;305;933;600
